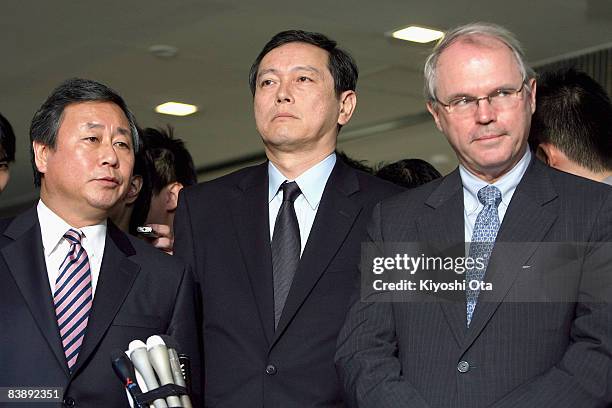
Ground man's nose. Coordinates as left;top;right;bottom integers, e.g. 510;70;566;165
275;82;293;104
99;141;119;167
475;97;496;124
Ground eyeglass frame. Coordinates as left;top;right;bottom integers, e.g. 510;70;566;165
434;81;528;114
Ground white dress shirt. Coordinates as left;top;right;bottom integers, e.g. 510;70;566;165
37;200;107;297
268;153;336;256
460;148;532;242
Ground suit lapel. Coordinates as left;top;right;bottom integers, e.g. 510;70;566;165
463;159;559;350
416;170;467;347
1;207;70;377
230;163;275;345
70;222;140;376
272;160;361;346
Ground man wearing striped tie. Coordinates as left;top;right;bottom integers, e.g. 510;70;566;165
0;78;200;407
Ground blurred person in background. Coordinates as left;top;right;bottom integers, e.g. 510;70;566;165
0;112;17;193
135;126;197;253
375;158;442;188
529;68;612;186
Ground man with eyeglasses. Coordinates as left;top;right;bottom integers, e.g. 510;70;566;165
336;23;612;407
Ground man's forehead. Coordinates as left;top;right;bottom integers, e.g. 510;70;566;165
258;42;330;72
439;36;513;64
435;37;522;91
61;101;128;124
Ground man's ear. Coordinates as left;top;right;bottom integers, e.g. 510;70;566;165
528;78;537;114
337;90;356;126
165;182;184;212
426;101;444;132
33;140;50;175
125;175;143;205
537;142;562;168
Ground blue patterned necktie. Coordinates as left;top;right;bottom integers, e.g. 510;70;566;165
54;229;93;371
466;185;502;327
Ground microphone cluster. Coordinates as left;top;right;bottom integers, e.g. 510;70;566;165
111;335;193;408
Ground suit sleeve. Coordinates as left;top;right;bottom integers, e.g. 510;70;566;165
174;189;197;273
335;202;432;408
491;191;612;408
166;265;202;405
172;189;205;404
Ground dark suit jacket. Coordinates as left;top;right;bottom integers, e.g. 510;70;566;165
173;159;402;408
336;158;612;408
0;207;200;408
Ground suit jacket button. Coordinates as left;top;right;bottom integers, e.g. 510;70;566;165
63;396;75;407
265;364;277;375
457;360;470;373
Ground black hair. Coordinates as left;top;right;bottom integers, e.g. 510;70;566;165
141;126;197;193
376;159;442;189
248;30;358;97
0;112;16;162
529;68;612;172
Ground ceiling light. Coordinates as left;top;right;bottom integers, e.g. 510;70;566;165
155;102;198;117
391;26;444;44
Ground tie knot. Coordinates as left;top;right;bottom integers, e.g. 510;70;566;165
280;181;301;203
64;228;84;245
477;185;502;207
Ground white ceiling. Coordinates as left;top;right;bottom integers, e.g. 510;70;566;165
1;0;611;212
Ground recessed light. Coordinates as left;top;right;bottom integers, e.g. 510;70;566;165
149;45;179;58
391;26;444;44
155;102;198;117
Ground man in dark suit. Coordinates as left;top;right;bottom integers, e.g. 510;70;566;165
173;30;401;407
0;78;200;407
336;23;612;407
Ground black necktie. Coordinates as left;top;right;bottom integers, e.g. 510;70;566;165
272;181;302;328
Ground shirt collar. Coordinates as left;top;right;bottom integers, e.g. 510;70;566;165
268;153;337;210
460;148;531;215
37;199;107;257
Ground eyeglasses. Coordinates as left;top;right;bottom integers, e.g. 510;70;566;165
436;82;526;115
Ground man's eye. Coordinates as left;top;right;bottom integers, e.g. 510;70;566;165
84;136;99;143
494;89;512;98
114;141;131;149
260;79;274;87
297;76;312;83
450;97;472;107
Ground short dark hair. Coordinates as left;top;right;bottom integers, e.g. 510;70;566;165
529;69;612;172
29;77;140;186
248;30;358;97
376;159;442;189
336;150;373;174
141;126;197;194
129;139;153;235
0;112;16;162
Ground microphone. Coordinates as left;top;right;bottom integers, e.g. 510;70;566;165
147;336;182;407
128;340;168;408
110;350;146;408
158;335;193;408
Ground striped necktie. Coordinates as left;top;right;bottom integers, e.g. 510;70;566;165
53;228;93;371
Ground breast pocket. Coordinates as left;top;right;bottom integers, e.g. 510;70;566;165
112;312;162;329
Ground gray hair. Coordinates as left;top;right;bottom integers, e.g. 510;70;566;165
423;22;536;103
